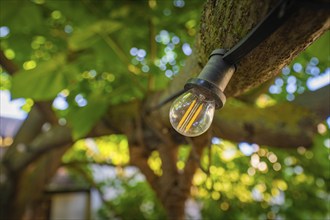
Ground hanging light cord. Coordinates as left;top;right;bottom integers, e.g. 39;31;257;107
223;0;330;64
222;0;296;64
147;89;185;112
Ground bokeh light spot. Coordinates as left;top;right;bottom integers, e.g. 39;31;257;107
75;94;88;107
293;63;303;73
51;10;62;19
324;138;330;148
0;26;10;37
273;162;281;171
317;123;327;134
182;43;192;56
173;0;185;8
220;202;229;211
53;96;68;110
23;60;37;70
4;49;15;59
282;66;290;75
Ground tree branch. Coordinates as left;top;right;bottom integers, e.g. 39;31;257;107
294;85;330;119
4;126;72;173
212;85;329;148
10;143;70;220
0;50;19;73
158;143;179;202
128;144;159;193
213;102;315;148
62;160;129;167
179;135;209;191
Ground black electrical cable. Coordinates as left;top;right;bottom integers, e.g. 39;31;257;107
147;88;185;112
222;0;297;65
223;0;330;65
299;0;330;10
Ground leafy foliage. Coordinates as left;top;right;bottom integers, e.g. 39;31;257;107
11;53;77;100
1;0;201;137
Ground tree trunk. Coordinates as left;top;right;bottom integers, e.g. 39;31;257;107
163;192;186;220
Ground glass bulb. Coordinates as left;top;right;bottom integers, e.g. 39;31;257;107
169;88;215;137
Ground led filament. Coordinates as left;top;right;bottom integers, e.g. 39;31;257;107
169;88;215;137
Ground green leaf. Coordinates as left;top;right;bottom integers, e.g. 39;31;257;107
68;92;110;140
293;31;330;69
11;54;77;100
0;1;42;33
153;73;170;91
68;20;122;51
305;31;330;65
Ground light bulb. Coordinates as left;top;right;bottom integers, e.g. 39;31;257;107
169;88;215;137
168;49;236;137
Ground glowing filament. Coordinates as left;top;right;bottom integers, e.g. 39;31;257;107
177;99;204;132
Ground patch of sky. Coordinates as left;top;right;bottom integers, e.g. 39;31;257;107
287;75;297;84
130;47;138;56
165;51;176;63
293;63;303;73
141;65;149;73
238;142;259;156
182;43;192;56
286;84;297;94
293;166;303;175
0;90;27;119
310;57;319;66
165;70;173;78
211;137;222;145
136;56;144;62
157;30;170;45
173;65;180;73
167;43;175;50
282;66;290;75
159;64;166;71
172;36;180;44
173;0;185;8
169;60;176;66
306;70;330;91
326;117;330;128
64;25;73;34
286;93;295;101
53;95;69;110
0;26;10;38
75;94;87;107
324;138;330;148
269;85;282;94
89;69;97;78
275;78;284;87
297;86;305;94
137;49;146;58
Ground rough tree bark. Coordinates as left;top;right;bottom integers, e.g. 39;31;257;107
0;0;329;220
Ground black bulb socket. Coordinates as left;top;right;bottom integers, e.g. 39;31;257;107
184;49;236;109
